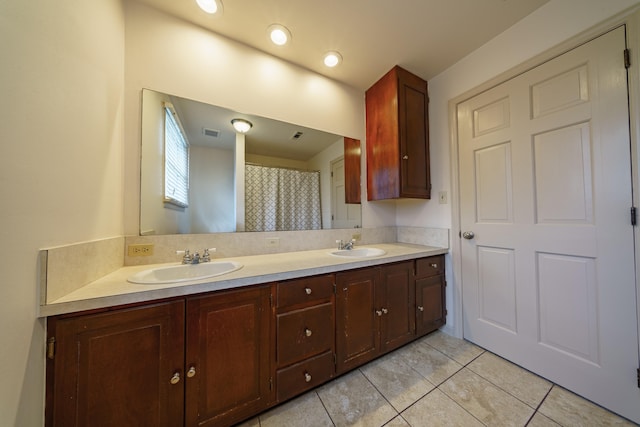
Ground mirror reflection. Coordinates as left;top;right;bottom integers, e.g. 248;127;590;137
140;89;361;235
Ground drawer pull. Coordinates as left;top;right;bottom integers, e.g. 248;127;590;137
305;287;312;295
187;366;196;378
305;328;313;337
170;372;181;385
304;372;312;383
418;306;424;312
431;263;438;269
381;308;388;315
376;309;383;316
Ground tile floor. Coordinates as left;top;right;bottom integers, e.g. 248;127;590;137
238;331;637;427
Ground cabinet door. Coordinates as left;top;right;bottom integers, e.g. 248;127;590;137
416;275;446;336
380;261;416;352
344;137;362;204
185;285;273;427
46;301;185;427
335;268;380;374
398;68;430;198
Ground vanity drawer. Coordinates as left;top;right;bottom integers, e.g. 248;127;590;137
416;255;445;278
277;302;334;367
276;350;334;402
277;274;334;309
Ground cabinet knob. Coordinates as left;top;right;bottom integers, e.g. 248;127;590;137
304;372;312;383
376;310;383;316
187;366;196;378
305;287;312;295
305;328;313;337
402;155;409;160
170;372;181;385
381;308;388;315
431;263;438;269
418;306;424;312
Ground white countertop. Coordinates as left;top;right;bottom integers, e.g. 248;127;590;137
39;243;448;317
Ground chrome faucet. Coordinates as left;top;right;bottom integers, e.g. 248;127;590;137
336;239;356;250
177;248;216;264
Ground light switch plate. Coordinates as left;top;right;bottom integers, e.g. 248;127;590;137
438;191;448;204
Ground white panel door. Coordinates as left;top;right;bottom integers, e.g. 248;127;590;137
331;158;361;229
459;26;640;423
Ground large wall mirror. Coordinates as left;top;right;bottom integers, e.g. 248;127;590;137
140;89;361;235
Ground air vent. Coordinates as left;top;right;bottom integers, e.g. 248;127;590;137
203;128;220;138
291;131;304;140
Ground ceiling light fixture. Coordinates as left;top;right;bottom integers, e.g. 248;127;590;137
231;118;253;133
268;24;292;46
323;51;343;68
196;0;222;14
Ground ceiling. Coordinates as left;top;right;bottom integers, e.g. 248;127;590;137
169;93;342;160
134;0;549;91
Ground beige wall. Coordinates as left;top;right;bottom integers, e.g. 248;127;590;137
122;1;392;236
0;0;125;425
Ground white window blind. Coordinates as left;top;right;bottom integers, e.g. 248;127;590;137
164;103;189;207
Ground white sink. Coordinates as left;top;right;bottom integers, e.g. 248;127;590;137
128;261;243;284
329;247;386;258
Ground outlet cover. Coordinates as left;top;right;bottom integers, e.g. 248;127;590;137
128;244;154;257
265;238;280;247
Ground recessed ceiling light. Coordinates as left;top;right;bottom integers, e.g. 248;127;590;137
196;0;222;14
323;51;343;68
268;24;292;46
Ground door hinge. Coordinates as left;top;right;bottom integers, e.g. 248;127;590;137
47;337;56;360
333;283;337;294
637;368;640;388
631;207;637;226
624;49;631;69
269;293;273;308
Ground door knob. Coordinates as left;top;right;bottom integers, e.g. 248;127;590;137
462;231;475;240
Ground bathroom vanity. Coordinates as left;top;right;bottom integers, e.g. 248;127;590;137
43;245;446;427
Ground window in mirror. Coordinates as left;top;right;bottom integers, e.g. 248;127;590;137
164;103;189;208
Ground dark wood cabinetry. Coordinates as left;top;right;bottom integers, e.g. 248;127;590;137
366;65;431;200
185;286;273;427
415;256;446;336
344;137;361;204
336;267;380;373
275;274;335;402
46;286;272;427
379;261;416;352
46;255;445;426
46;300;185;427
335;261;417;374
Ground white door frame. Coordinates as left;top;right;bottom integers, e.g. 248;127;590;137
448;7;640;355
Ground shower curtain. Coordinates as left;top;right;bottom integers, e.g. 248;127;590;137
245;164;322;231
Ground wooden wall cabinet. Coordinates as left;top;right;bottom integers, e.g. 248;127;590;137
344;137;362;204
46;285;273;427
366;65;431;200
